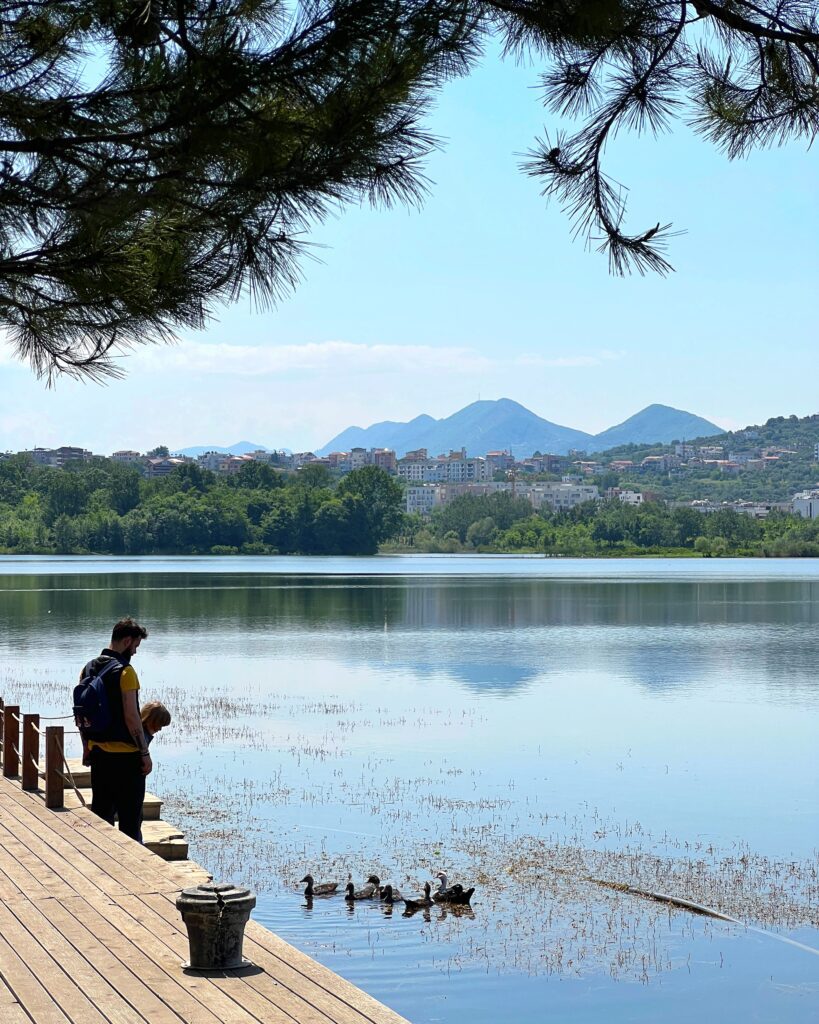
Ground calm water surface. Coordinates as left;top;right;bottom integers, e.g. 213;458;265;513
0;556;817;1023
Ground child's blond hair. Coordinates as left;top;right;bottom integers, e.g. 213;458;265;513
140;701;171;732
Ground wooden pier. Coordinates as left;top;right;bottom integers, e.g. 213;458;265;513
0;703;410;1024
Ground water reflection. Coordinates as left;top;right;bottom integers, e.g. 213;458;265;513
6;572;819;628
3;574;819;707
1;563;818;1024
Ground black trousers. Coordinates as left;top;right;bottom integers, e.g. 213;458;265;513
89;749;145;842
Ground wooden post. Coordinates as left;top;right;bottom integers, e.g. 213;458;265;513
3;705;20;778
0;696;4;765
22;714;40;792
45;726;64;809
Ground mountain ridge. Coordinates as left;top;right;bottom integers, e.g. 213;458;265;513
317;400;722;458
173;441;269;457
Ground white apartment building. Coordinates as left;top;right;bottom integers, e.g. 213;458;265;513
519;482;599;512
793;490;819;519
607;488;644;505
111;450;142;464
348;447;370;470
396;454;489;485
27;446;93;468
405;486;439;516
198;451;230;473
407;480;599;516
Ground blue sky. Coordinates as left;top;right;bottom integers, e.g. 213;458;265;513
0;44;816;454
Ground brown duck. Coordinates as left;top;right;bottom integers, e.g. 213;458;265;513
402;880;433;910
300;874;338;898
344;875;381;900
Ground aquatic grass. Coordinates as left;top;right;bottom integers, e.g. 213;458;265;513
4;669;817;986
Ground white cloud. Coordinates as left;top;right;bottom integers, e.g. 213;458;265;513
130;338;622;379
513;350;624;369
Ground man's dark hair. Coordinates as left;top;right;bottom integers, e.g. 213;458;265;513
111;618;148;643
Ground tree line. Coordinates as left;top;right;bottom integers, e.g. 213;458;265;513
2;456;818;557
402;491;819;557
0;458;404;556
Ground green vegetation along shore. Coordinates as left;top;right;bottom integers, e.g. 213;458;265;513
2;455;819;558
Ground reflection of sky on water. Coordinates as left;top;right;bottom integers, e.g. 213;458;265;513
1;561;818;1024
1;568;816;854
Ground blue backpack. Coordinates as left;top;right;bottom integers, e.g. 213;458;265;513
73;658;123;738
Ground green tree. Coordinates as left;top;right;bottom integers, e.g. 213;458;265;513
36;471;88;524
53;514;78;554
296;464;334;492
313;494;372;554
337;467;404;546
107;465;141;515
260;504;296;553
466;516;498;548
432;491;533;541
2;2;818;376
232;462;284;491
161;463;213;494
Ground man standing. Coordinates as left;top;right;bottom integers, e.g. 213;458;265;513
80;618;152;841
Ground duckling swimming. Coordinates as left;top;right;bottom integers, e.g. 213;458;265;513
402;880;433;910
380;884;399;904
345;875;381;900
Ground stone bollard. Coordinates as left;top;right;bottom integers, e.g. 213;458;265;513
176;882;256;970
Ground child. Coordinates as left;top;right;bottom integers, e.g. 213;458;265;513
140;701;171;748
137;702;170;845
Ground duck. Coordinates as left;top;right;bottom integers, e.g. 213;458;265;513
433;872;475;904
379;884;402;901
434;882;464;903
299;874;338;898
402;880;433;910
380;884;399;904
344;875;381;901
432;871;458;902
450;885;475;905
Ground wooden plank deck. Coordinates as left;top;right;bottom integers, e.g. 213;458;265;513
0;777;409;1024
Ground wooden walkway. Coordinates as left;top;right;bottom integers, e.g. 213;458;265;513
0;777;409;1024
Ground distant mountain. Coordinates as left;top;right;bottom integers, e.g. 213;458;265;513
318;399;593;459
324;414;437;454
586;405;723;453
317;400;723;458
173;441;268;457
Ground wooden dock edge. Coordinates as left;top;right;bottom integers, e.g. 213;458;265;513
0;776;411;1024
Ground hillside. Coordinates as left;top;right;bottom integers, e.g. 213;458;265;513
595;412;819;503
588;405;722;452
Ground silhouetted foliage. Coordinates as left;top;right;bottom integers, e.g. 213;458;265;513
2;1;818;376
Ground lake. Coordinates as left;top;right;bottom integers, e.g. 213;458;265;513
1;555;817;1023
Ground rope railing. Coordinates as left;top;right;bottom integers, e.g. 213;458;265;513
54;733;86;807
2;699;85;804
3;705;20;778
22;714;40;792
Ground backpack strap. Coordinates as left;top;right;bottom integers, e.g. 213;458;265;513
82;656;124;682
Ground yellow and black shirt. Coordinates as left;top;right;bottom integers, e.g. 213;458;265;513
83;649;141;754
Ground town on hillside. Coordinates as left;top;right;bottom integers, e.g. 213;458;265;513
7;431;819;522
